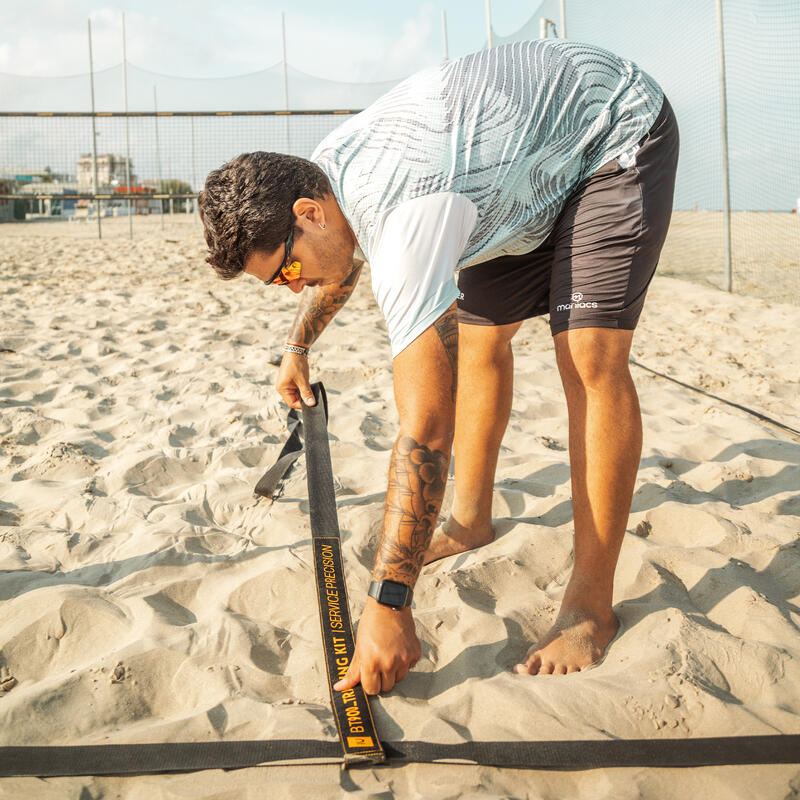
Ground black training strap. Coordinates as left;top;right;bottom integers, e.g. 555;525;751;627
2;735;799;776
253;389;330;500
253;408;302;499
302;383;385;765
1;381;798;777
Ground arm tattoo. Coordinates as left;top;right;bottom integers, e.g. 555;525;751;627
433;306;459;403
373;436;449;586
287;261;363;347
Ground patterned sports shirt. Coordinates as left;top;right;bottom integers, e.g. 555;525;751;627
312;39;664;355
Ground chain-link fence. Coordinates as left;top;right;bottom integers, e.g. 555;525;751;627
1;1;798;301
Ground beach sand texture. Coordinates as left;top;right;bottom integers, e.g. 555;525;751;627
1;220;799;798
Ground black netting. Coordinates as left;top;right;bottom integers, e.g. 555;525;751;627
2;1;798;301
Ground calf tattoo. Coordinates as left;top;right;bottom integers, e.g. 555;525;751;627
374;436;449;586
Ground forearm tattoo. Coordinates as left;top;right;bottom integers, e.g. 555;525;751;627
433;306;459;402
287;261;363;347
373;436;449;586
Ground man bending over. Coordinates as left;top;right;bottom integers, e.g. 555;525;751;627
198;39;679;694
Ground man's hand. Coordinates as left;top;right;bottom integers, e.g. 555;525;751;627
333;598;421;695
276;352;316;409
333;302;458;694
274;261;363;409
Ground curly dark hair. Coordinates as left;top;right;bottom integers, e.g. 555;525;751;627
197;152;332;280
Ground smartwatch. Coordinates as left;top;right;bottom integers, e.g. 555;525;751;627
368;579;413;609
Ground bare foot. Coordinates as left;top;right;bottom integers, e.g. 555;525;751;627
423;516;495;566
514;604;620;675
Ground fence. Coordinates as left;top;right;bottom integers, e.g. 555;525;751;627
491;0;800;305
1;0;798;303
0;110;359;238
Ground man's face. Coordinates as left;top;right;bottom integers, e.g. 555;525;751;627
244;199;355;294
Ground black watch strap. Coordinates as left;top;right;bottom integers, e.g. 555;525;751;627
368;579;413;609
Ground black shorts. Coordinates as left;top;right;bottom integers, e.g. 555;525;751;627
456;97;680;335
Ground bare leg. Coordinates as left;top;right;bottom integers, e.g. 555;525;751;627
424;320;522;565
515;327;639;675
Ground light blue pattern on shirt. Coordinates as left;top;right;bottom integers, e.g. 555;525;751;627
312;39;663;268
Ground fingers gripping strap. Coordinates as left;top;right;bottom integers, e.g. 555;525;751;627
302;384;385;765
252;387;329;500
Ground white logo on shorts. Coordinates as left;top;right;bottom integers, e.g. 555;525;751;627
557;292;598;312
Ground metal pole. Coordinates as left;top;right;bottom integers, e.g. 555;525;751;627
122;12;133;239
486;0;493;48
154;86;164;229
191;116;199;222
281;12;290;153
560;0;567;38
441;10;449;61
540;18;548;38
716;0;732;292
87;18;101;240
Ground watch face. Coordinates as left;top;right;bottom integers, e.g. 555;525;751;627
379;581;408;608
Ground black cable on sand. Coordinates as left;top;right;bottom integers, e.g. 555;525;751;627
630;359;800;440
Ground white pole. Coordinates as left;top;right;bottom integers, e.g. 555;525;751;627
281;12;290;153
485;0;493;48
715;0;732;292
540;18;548;39
87;18;101;240
122;12;133;238
191;116;198;221
441;10;449;61
154;86;164;228
560;0;567;38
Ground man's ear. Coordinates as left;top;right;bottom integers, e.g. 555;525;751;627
292;197;324;228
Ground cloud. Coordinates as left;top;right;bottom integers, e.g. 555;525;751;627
0;2;443;83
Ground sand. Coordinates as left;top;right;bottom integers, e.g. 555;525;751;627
0;218;799;798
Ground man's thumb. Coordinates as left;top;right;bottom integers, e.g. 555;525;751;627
300;383;316;406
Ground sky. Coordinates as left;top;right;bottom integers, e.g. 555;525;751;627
0;0;542;82
1;1;798;210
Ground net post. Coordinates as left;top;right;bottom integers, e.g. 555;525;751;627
87;19;102;240
441;11;449;61
154;86;164;229
281;13;291;153
560;0;567;38
122;12;133;239
191;116;199;224
716;0;733;293
485;0;493;48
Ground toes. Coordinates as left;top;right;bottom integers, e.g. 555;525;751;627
514;653;541;675
516;659;581;676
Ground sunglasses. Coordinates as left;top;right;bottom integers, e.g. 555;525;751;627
265;227;302;285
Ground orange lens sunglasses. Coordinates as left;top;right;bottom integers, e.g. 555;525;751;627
265;227;302;285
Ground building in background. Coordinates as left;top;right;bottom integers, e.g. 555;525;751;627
77;154;135;190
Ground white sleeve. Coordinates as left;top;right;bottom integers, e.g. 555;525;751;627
368;192;478;357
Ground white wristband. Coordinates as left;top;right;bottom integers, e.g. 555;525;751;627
283;343;309;356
